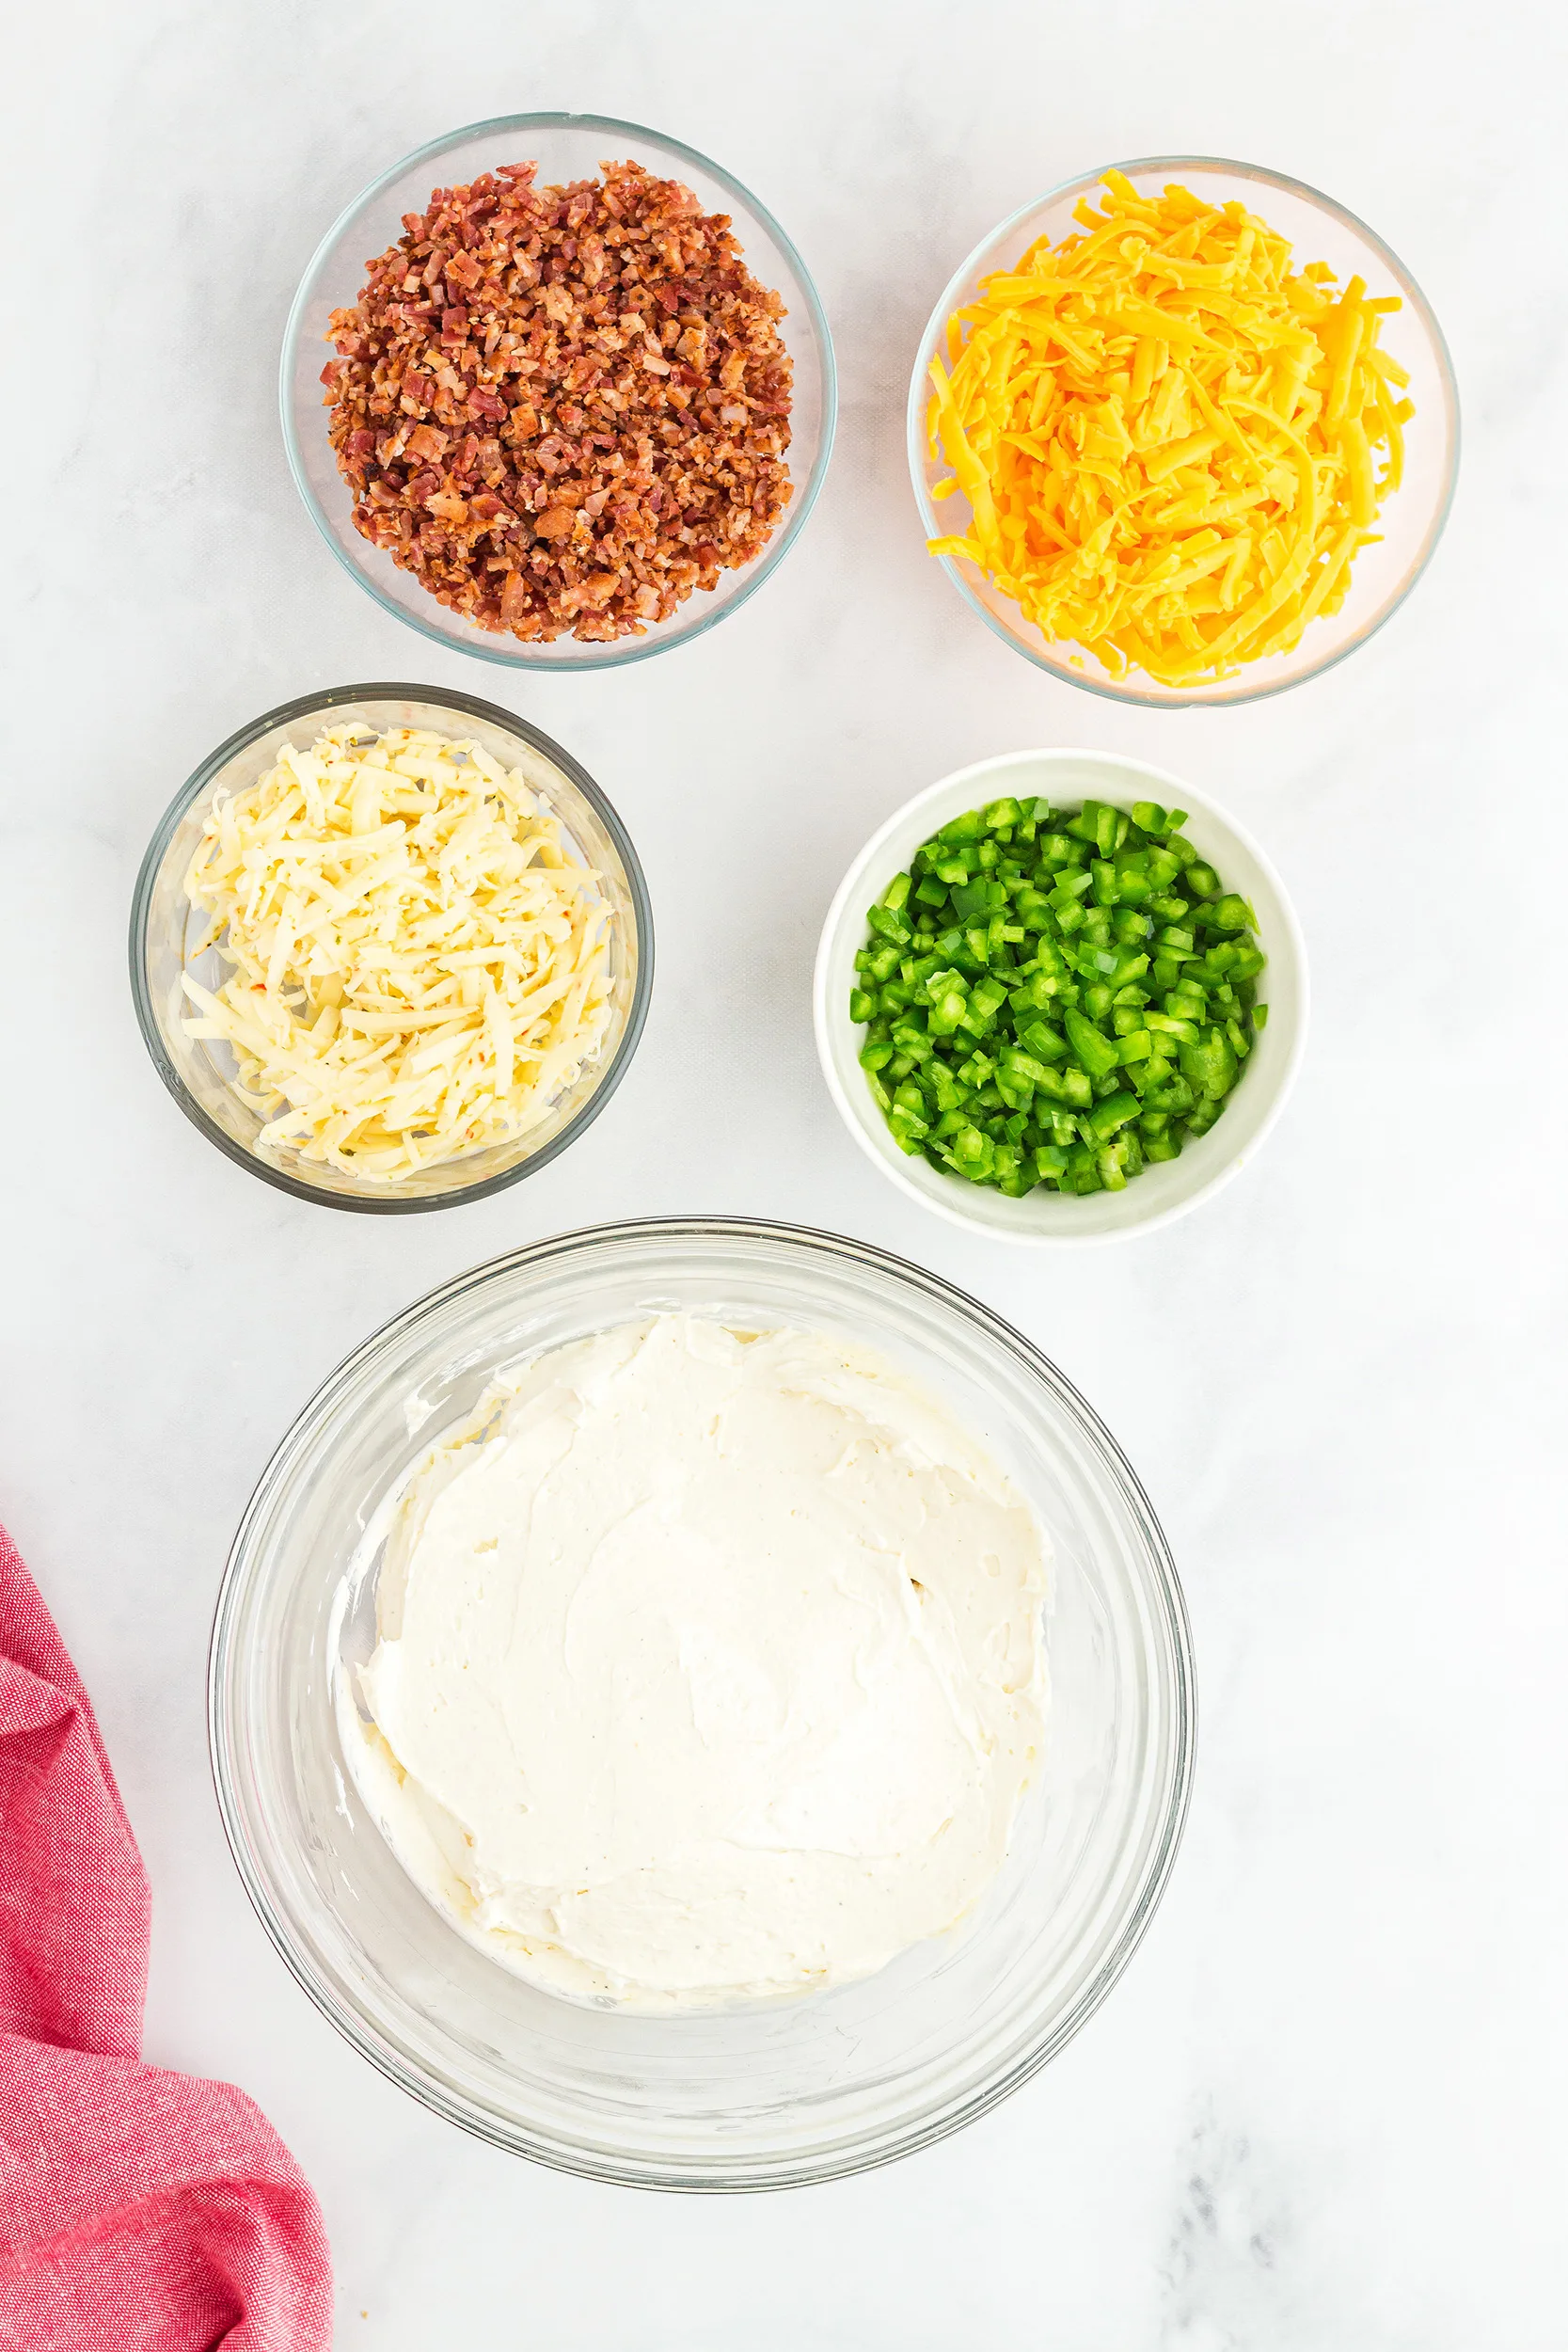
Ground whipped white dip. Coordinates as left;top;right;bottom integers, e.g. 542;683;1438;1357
341;1315;1049;2008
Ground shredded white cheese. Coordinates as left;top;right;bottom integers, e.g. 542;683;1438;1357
182;723;617;1181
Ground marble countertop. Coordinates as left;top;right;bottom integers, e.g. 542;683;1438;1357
6;1;1565;2344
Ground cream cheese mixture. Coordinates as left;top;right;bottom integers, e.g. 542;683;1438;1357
341;1315;1049;2007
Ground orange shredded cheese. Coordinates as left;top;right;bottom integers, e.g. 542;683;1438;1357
926;171;1416;686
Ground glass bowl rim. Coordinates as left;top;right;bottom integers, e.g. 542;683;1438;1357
279;110;840;674
207;1212;1197;2189
127;678;655;1216
906;151;1462;709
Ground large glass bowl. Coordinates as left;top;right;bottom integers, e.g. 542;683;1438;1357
129;682;651;1214
908;156;1459;707
209;1217;1194;2189
281;114;837;671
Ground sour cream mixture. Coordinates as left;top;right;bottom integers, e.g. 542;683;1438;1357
342;1316;1049;2007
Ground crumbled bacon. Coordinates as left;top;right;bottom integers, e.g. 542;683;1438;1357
322;158;794;644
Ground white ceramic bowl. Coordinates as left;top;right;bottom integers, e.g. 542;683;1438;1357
815;751;1307;1245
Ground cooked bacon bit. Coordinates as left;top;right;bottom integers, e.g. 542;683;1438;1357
324;157;794;644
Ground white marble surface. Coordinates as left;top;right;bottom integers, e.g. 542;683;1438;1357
6;1;1566;2344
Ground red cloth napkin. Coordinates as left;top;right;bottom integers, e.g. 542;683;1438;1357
0;1524;333;2351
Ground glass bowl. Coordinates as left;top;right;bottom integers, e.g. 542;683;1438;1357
129;682;652;1214
815;750;1308;1245
908;155;1460;707
281;113;837;670
209;1217;1194;2189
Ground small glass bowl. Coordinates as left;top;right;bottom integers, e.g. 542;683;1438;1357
908;156;1460;707
128;682;652;1215
209;1217;1194;2189
281;113;837;670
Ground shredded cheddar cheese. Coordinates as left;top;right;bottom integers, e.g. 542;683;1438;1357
182;723;616;1181
926;171;1416;687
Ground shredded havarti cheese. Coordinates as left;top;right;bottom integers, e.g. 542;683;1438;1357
182;723;616;1181
926;171;1416;686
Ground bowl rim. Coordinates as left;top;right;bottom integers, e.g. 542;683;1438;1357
813;747;1309;1245
127;678;655;1216
279;110;839;672
207;1212;1196;2190
907;151;1461;707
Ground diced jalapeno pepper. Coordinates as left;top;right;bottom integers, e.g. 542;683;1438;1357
855;798;1264;1195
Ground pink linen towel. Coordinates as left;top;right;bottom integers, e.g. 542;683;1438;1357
0;1522;333;2350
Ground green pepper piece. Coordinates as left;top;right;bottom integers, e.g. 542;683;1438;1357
1008;971;1057;1018
953;1127;995;1180
1088;1089;1140;1140
1004;1047;1061;1091
1064;1009;1120;1080
1178;1027;1239;1097
1019;1019;1067;1062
